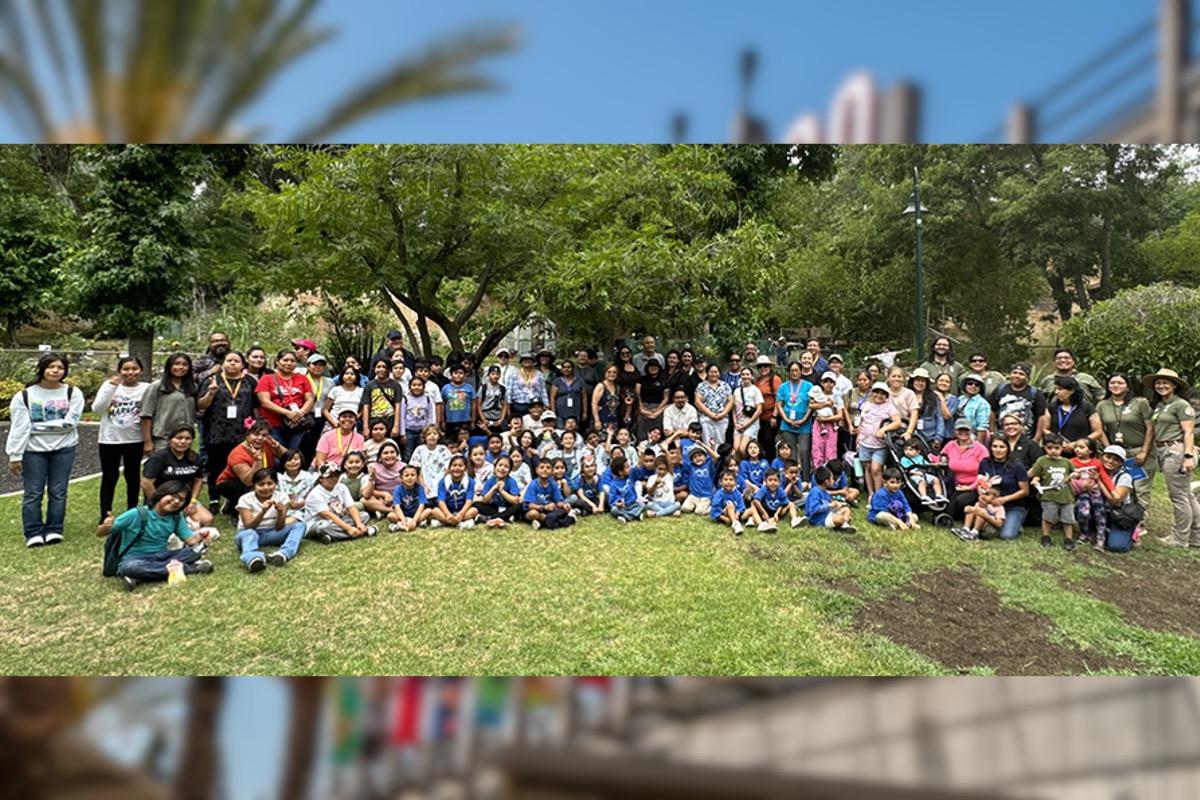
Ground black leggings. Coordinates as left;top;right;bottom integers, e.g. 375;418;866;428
949;490;979;521
98;442;143;522
205;441;238;504
475;502;520;522
214;479;252;514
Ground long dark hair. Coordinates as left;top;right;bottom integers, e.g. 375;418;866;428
158;352;196;396
30;352;68;386
1052;375;1085;408
928;336;956;365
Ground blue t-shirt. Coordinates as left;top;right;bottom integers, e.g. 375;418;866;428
523;478;563;508
775;379;814;434
770;457;789;473
868;487;912;523
671;463;687;487
754;484;789;513
709;487;745;520
602;472;637;506
391;482;428;516
685;455;715;498
805;485;833;526
441;382;476;424
571;473;602;503
737;458;768;490
481;475;520;507
630;464;655;484
437;475;475;512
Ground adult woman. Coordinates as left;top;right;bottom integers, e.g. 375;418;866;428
614;346;640;392
592;364;621;435
360;358;403;440
5;352;84;547
845;370;872;449
998;411;1044;526
865;362;882;385
796;351;818;386
197;350;256;512
93;355;150;524
212;421;289;518
943;419;990;520
695;364;733;449
975;437;1030;540
140;352;198;455
549;360;586;429
907;368;950;447
535;349;560;384
244;346;268;383
933;373;961;447
254;350;315;452
300;353;333;462
732;367;764;457
855;382;902;496
1098;445;1142;550
663;350;681;381
1097;373;1154;507
505;352;549;419
141;425;213;530
775;361;814;480
666;348;701;400
616;387;641;433
1042;376;1101;443
1145;368;1199;547
753;355;782;460
324;365;364;431
886;367;919;441
636;359;668;440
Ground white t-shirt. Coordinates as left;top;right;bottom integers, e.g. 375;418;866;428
808;386;843;419
645;472;675;502
326;385;363;422
236;489;290;530
732;384;764;425
303;482;355;522
93;381;151;445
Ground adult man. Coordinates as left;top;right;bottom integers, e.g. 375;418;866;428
743;341;760;366
917;336;962;388
962;351;1005;399
1039;348;1104;405
991;363;1047;441
662;389;699;435
191;332;231;386
371;330;416;373
774;337;789;366
753;355;782;460
574;347;599;401
805;339;829;376
632;335;666;375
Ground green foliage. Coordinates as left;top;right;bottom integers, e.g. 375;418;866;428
1139;206;1200;285
1060;283;1200;388
0;377;23;420
180;292;321;355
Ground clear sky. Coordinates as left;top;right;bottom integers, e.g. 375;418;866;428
0;0;1188;143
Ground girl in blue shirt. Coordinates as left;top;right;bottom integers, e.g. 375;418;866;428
570;456;605;516
433;455;478;529
388;465;430;532
737;439;769;501
476;455;522;527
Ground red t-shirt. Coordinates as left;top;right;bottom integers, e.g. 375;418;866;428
255;372;313;429
217;442;277;486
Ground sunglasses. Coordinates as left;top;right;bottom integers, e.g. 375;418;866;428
970;358;985;363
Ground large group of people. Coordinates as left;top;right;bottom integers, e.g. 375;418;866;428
5;329;1196;591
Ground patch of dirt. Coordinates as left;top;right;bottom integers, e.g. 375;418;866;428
1081;556;1200;639
1031;562;1063;577
745;544;784;562
820;576;862;597
856;568;1134;675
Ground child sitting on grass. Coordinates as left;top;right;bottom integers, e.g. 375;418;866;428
432;455;480;530
1030;433;1077;551
524;457;575;529
603;455;644;523
570;456;605;516
710;469;761;536
304;462;377;543
867;468;920;530
643;456;682;518
955;481;1005;541
805;466;856;532
751;469;804;531
825;460;859;506
387;464;430;532
680;441;719;515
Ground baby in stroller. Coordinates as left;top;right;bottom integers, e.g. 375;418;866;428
897;436;949;509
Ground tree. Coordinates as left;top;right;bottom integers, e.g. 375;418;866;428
174;677;225;800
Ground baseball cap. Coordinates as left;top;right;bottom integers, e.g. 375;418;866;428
870;381;889;393
541;411;557;422
290;337;317;352
954;417;973;430
496;347;512;356
828;353;844;363
1103;445;1127;460
307;353;327;364
1011;363;1031;376
820;371;837;382
386;330;403;340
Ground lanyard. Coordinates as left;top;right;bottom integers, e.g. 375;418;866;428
336;428;351;456
247;443;268;469
222;374;244;401
1056;404;1073;431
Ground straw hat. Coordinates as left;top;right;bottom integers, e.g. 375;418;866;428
1143;368;1190;395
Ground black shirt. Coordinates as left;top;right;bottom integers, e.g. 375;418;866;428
1047;400;1095;442
639;373;667;408
143;449;203;498
991;383;1047;438
202;374;258;445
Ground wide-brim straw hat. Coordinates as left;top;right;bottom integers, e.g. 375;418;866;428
1143;368;1190;395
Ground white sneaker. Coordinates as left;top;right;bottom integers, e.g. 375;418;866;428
757;521;772;532
44;532;63;545
732;521;745;536
428;519;442;529
568;508;579;518
766;520;778;532
387;521;404;532
365;525;378;536
531;519;542;530
25;535;45;548
790;515;804;529
458;519;476;530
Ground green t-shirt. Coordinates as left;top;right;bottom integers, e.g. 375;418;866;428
1029;455;1075;504
1150;396;1196;444
1096;396;1151;449
1039;371;1104;405
917;360;963;389
111;507;189;559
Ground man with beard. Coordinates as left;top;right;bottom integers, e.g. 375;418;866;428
1038;347;1104;405
991;363;1048;441
191;332;231;471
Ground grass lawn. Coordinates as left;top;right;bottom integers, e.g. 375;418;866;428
1;476;1199;675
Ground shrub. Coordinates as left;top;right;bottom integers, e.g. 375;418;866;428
0;377;24;420
1060;282;1200;393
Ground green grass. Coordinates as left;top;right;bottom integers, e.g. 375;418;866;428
1;477;1198;675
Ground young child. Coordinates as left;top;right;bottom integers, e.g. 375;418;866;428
1070;437;1109;552
710;470;761;535
546;429;581;480
806;466;856;532
485;433;506;463
468;443;494;490
825;460;859;505
643;455;682;518
681;442;718;515
1030;433;1077;551
956;481;1006;542
235;468;307;570
899;439;945;505
752;469;804;531
365;440;404;518
276;449;316;515
609;426;638;466
501;416;525;451
303;462;377;543
737;440;769;501
550;457;573;507
630;450;658;495
868;468;920;530
782;461;806;505
582;428;610;476
524;457;575;529
602;455;644;523
362;418;395;463
387;464;431;532
409;425;452;499
809;372;843;469
639;426;665;457
475;455;522;528
571;456;606;516
509;447;533;495
432;455;479;529
521;400;548;433
339;450;370;512
771;440;794;473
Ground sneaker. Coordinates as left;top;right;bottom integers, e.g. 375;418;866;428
388;521;404;532
1158;536;1188;548
458;519;476;530
960;529;979;541
731;521;744;536
672;510;682;516
44;532;63;545
316;533;334;545
615;516;625;525
568;509;579;518
919;496;935;506
208;500;221;516
247;556;266;573
25;535;45;548
1092;541;1106;554
485;517;506;528
790;515;805;529
1040;535;1052;548
532;519;542;530
840;523;857;533
757;521;773;533
190;560;214;574
122;576;139;592
428;519;443;529
1063;538;1076;552
266;551;288;567
365;525;378;536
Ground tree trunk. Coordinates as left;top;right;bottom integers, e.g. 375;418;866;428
1045;267;1072;322
5;315;17;347
1071;263;1090;313
128;329;155;377
175;677;225;800
1099;213;1113;300
277;678;325;800
416;313;433;358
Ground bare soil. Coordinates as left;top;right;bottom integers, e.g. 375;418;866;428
1082;554;1200;639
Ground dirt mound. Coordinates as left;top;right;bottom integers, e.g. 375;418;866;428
1082;555;1200;639
856;568;1133;674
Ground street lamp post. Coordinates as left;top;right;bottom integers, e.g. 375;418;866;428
903;167;927;359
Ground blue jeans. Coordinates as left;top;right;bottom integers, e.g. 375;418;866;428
646;499;680;516
611;502;644;521
270;426;307;452
21;446;76;540
117;547;200;582
404;430;422;461
997;504;1027;540
236;521;307;564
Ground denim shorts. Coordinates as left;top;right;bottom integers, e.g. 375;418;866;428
857;445;888;465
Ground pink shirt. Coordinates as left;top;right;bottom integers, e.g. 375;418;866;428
943;440;989;491
858;400;899;449
315;428;365;467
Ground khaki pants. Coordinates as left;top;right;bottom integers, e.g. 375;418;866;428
681;495;711;515
1156;442;1200;546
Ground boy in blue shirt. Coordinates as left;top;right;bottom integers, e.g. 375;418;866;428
630;450;657;493
806;466;856;532
751;469;805;532
710;470;760;535
825;460;860;506
782;461;807;506
868;468;920;530
681;442;718;515
441;364;477;441
602;455;644;523
523;458;574;529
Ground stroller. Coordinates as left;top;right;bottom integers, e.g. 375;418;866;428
883;432;954;528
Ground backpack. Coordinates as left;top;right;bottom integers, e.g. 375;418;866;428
20;385;75;413
1105;468;1145;533
102;506;149;577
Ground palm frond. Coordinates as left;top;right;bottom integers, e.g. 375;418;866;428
292;25;519;142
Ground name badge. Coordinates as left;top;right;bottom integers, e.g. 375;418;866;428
288;403;299;411
226;405;238;420
566;396;574;408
